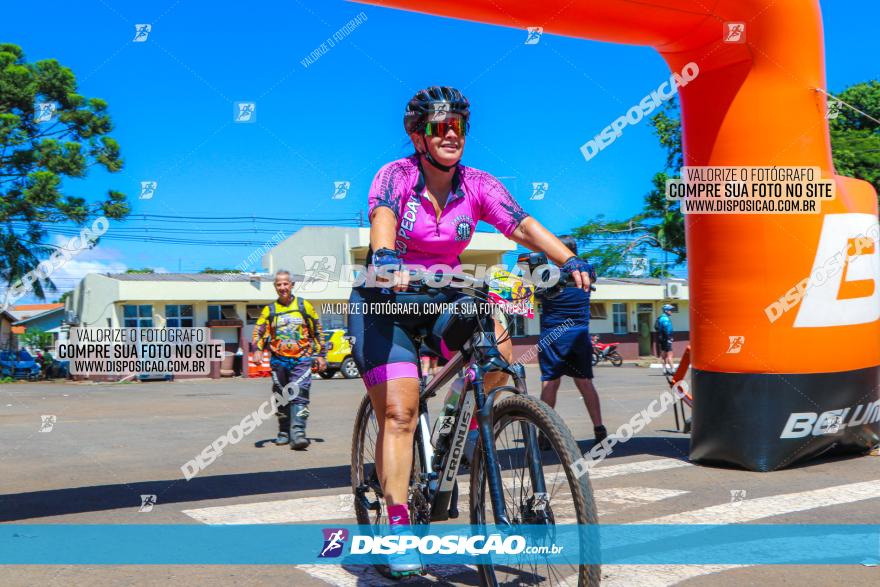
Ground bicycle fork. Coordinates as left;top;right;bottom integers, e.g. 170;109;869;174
472;362;548;527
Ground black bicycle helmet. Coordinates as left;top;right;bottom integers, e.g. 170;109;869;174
404;86;470;171
403;86;470;134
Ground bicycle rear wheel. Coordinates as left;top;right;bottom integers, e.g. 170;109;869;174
469;393;600;587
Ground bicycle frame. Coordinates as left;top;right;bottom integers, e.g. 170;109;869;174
414;316;548;527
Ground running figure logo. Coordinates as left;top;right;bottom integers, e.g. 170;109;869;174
140;181;158;200
35;102;57;123
724;22;745;43
234;102;256;123
319;528;349;558
729;489;747;504
629;257;648;277
332;181;350;199
530;182;548;200
301;255;337;293
139;494;157;512
133;24;152;42
430;103;450;122
525;27;543;45
726;336;745;354
826;98;842;120
39;415;56;433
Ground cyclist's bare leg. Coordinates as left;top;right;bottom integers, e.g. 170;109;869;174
573;376;603;427
367;377;420;507
540;377;562;408
662;350;674;372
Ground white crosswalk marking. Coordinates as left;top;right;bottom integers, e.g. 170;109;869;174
180;457;880;587
603;479;880;586
182;485;688;524
641;479;880;525
588;458;692;479
183;494;356;525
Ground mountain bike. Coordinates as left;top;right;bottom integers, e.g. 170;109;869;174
351;254;600;586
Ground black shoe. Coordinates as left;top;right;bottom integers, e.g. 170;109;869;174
273;432;290;445
290;406;310;450
290;433;310;450
594;425;608;444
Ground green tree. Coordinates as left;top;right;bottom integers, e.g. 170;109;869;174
125;268;155;274
573;99;684;278
55;290;71;304
20;327;53;350
829;80;880;196
203;268;242;274
574;80;880;276
1;43;129;301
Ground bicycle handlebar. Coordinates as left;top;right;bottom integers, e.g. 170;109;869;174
390;267;595;295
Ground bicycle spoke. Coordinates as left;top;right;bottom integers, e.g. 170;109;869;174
472;396;595;586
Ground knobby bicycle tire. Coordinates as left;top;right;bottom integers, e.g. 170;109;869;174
469;393;601;587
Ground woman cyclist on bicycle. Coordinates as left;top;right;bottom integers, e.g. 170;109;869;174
349;86;593;576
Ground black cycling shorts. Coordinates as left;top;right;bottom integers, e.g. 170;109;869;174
348;287;464;388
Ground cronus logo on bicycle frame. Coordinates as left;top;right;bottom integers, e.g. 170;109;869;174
443;393;475;485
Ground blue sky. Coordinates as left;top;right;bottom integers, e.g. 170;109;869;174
2;0;877;298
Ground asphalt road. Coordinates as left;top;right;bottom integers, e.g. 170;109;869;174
1;366;878;586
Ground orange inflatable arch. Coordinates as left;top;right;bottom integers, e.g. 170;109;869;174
358;0;880;470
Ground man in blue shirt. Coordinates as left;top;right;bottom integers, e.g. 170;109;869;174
537;236;607;447
655;304;675;375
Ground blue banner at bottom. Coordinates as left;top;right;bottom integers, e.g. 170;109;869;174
2;524;879;565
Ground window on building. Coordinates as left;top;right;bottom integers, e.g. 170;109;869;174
589;303;607;320
322;312;346;331
246;305;264;325
508;314;526;337
208;304;237;321
123;304;153;328
612;303;628;335
165;304;194;328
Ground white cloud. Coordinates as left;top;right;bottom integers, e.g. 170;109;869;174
0;235;169;306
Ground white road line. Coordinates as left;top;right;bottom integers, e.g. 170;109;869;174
183;494;357;525
589;457;692;479
604;479;880;586
640;479;880;525
182;457;693;525
594;487;688;512
183;485;688;525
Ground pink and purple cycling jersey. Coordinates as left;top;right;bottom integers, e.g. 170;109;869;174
368;155;529;268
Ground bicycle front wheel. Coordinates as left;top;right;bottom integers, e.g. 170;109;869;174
469;393;600;587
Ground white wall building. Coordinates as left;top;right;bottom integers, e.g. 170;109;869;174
67;227;691;378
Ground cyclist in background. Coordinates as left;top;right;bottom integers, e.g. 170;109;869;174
348;86;593;576
252;270;326;450
656;303;675;375
536;235;607;448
